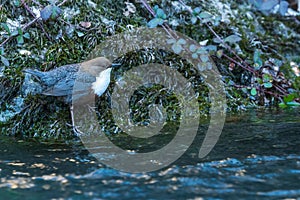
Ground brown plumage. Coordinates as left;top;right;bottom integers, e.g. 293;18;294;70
23;57;113;135
23;57;112;104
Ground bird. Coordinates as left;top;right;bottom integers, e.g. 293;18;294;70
23;57;118;135
23;57;112;102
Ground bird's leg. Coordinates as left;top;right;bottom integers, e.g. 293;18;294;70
87;104;97;112
106;90;111;100
106;91;112;109
70;105;84;136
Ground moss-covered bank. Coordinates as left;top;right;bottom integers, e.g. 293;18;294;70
0;0;299;140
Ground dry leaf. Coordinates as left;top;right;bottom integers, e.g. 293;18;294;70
80;21;91;28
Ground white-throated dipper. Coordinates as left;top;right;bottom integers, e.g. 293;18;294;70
23;57;117;135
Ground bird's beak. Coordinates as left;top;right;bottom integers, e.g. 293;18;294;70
109;63;122;69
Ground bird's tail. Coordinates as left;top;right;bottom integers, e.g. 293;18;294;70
22;70;44;96
23;69;45;79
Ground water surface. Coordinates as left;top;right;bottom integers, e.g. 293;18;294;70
0;109;299;199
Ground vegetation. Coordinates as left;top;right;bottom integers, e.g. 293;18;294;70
0;0;299;140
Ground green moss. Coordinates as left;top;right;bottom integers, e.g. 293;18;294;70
0;0;299;140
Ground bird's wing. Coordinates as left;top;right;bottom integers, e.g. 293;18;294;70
23;69;45;79
42;79;75;96
42;72;96;97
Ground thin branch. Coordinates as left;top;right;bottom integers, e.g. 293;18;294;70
139;0;177;39
139;0;290;101
58;0;68;7
0;17;39;47
0;0;69;47
21;0;51;40
233;84;284;98
22;16;40;31
140;0;155;16
222;53;256;74
178;0;245;63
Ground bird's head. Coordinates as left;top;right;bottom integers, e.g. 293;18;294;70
90;59;121;96
80;57;112;76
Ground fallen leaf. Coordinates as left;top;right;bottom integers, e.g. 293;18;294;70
80;21;91;28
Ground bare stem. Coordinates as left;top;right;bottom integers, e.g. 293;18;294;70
140;0;155;16
58;0;68;7
139;0;289;101
0;0;69;47
139;1;178;39
21;0;51;40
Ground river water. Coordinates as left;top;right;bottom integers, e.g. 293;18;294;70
0;109;299;199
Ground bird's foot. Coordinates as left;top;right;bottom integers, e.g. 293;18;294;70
66;122;84;137
73;126;84;137
87;105;97;112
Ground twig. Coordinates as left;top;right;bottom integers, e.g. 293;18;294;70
139;0;289;101
233;84;284;98
140;0;177;39
22;15;40;30
222;53;256;74
58;0;68;7
0;0;69;47
140;0;155;16
178;0;290;98
0;6;41;47
273;83;288;95
21;0;51;40
0;37;11;48
178;0;245;64
0;17;40;47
